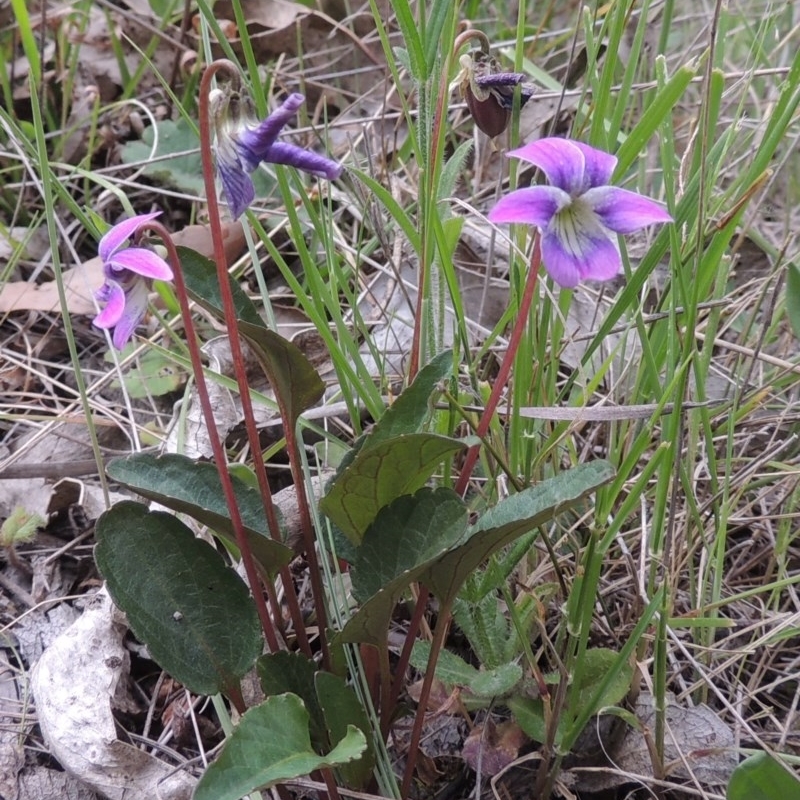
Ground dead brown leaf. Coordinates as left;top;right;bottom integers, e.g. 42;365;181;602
31;588;197;800
571;692;737;792
461;717;527;777
202;0;382;103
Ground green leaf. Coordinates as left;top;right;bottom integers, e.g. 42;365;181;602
423;0;454;75
315;671;376;788
257;652;326;749
785;261;800;339
107;347;184;398
349;487;468;604
364;350;453;450
572;647;633;712
177;246;325;426
147;0;182;19
470;663;523;698
351;168;421;253
95;501;261;696
255;653;376;788
422;461;615;605
614;61;698;176
727;752;800;800
508;647;633;747
410;641;479;686
410;642;522;698
238;321;326;428
337;464;612;648
177;246;265;329
439;142;473;205
106;453;293;577
120;119;204;195
336;488;468;646
391;0;424;80
320;433;468;544
193;694;367;800
0;506;44;546
321;349;454;546
506;696;550;744
337;465;611;648
452;592;514;668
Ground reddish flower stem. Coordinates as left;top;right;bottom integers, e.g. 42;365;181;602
455;232;541;497
408;39;456;381
386;583;429;734
144;221;279;665
400;594;453;798
197;60;312;658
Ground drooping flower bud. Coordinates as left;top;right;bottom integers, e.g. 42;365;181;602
453;30;535;138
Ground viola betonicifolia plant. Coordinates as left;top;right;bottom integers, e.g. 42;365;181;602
86;46;679;800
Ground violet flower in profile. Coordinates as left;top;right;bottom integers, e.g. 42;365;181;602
457;51;534;138
93;212;173;350
211;89;343;219
488;138;672;288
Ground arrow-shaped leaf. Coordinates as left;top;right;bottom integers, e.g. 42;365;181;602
106;453;293;577
238;320;325;428
321;434;467;544
422;461;615;605
95;501;261;697
336;487;467;646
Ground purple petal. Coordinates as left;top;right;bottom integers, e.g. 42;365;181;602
263;141;343;180
236;93;305;170
506;138;588;194
475;72;527;88
541;229;621;287
111;278;150;350
585;186;672;233
109;247;173;280
93;280;126;328
487;186;568;228
519;86;535;104
569;142;617;188
98;212;161;262
218;157;256;219
474;73;534;111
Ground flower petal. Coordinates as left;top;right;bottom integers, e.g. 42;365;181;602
93;280;126;328
541;228;621;287
236;93;306;171
218;157;256;219
585;186;672;233
465;92;511;138
109;247;173;280
475;72;527;88
506;138;587;194
263;141;343;180
569;141;617;189
98;212;162;262
112;278;150;350
487;186;569;228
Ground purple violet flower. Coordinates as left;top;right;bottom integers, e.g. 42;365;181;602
488;138;672;288
211;90;343;219
93;212;173;350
